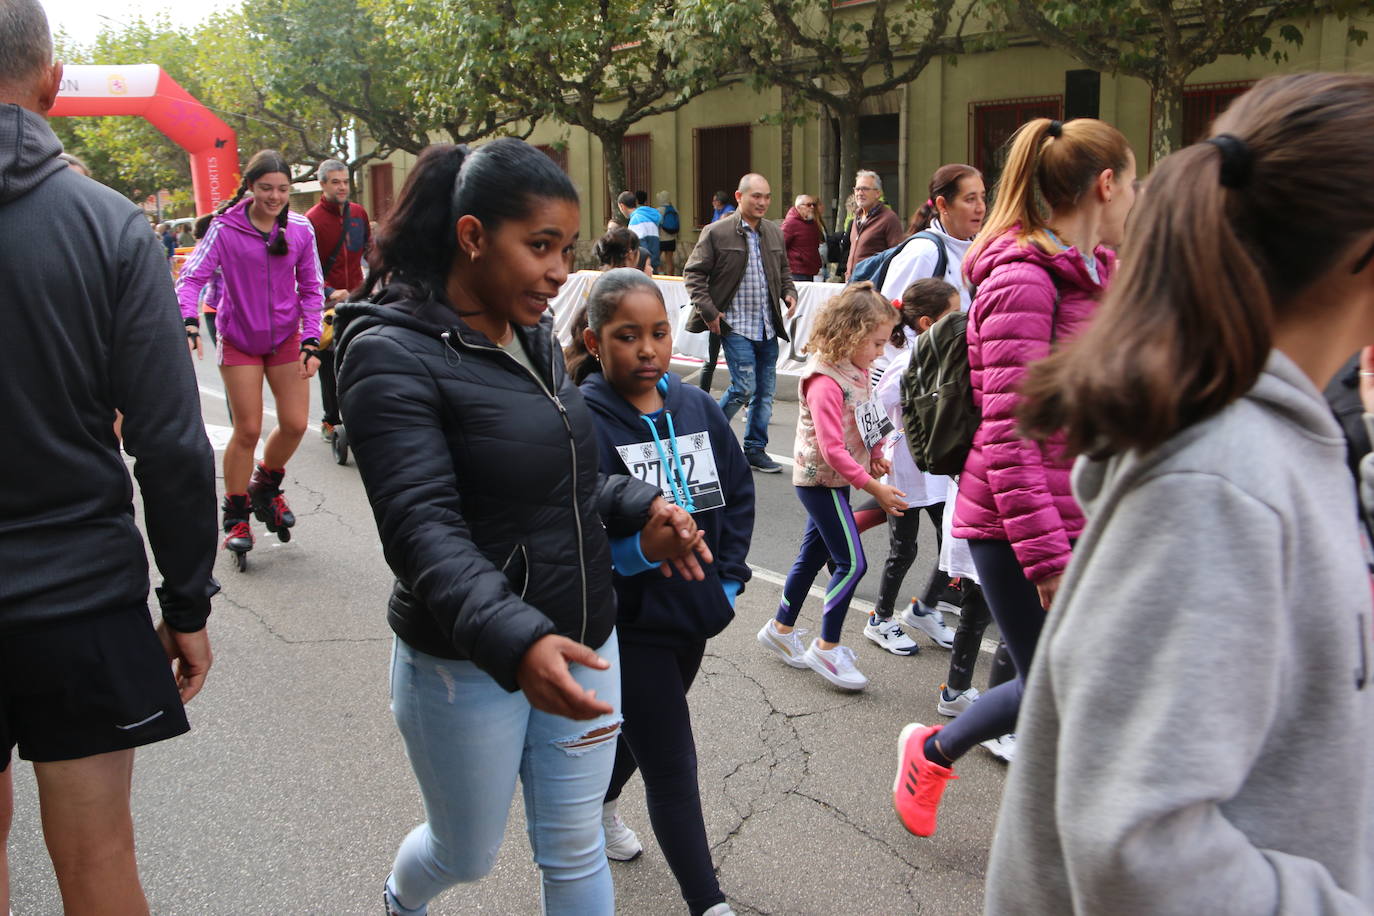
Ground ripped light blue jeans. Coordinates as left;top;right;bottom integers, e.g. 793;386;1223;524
387;632;621;915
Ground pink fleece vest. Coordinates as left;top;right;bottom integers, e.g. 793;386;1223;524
792;358;871;488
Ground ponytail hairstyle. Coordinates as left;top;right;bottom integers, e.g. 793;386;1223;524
594;227;641;268
1019;73;1374;459
891;277;959;345
563;268;666;385
211;149;293;255
806;281;896;364
357;138;579;305
907;163;980;235
968;118;1131;269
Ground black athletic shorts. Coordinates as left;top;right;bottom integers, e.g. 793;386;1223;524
660;238;676;253
1;604;189;770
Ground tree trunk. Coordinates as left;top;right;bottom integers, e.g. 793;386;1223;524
602;129;628;223
780;85;795;213
1151;76;1186;169
834;106;860;238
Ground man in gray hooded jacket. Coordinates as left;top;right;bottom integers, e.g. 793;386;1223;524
0;2;218;911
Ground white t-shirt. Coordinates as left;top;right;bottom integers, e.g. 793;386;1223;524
879;221;974;311
874;342;946;508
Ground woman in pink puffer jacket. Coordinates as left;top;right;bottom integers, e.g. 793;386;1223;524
891;116;1138;838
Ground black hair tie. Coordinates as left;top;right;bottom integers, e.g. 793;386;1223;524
1046;120;1063;138
1205;134;1253;189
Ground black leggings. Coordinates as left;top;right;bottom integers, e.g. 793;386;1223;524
605;640;725;916
931;538;1053;761
698;332;722;392
318;346;340;426
946;582;1015;693
875;502;945;616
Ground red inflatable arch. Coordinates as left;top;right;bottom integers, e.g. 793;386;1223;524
52;64;240;215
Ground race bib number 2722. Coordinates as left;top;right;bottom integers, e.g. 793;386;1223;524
615;432;725;512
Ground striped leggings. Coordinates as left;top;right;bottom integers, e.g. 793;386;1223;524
776;485;867;643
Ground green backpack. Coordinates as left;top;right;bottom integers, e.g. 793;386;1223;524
900;311;979;476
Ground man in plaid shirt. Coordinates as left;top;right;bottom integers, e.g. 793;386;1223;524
683;174;798;472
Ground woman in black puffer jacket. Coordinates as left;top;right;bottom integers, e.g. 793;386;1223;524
335;140;708;916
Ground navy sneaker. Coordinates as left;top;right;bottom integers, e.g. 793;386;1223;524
747;450;782;473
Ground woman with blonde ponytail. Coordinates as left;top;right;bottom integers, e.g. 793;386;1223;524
892;116;1137;837
983;72;1374;913
176;149;325;568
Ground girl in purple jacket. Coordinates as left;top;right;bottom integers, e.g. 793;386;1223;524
176;150;325;565
893;118;1137;837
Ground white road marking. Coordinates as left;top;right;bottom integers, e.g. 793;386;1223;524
748;563;999;656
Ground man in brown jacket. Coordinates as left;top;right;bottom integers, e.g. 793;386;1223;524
684;173;797;472
846;170;905;273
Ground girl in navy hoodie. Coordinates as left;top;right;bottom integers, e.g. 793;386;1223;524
570;268;754;916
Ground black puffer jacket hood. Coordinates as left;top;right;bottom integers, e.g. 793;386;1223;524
335;294;659;689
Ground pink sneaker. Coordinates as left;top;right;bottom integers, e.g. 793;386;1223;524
892;722;956;836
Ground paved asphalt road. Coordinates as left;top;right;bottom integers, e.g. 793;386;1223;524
8;360;1010;915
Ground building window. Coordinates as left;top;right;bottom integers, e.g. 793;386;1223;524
536;144;569;174
370;163;394;220
858;113;900;216
1179;81;1255;147
694;124;751;227
970;96;1062;190
606;133;651;218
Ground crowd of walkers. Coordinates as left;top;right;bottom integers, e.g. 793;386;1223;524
5;0;1374;908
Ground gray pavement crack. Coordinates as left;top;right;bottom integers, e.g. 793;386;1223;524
794;786;923;868
215;592;388;645
286;474;364;536
700;651;810;874
700;648;984;911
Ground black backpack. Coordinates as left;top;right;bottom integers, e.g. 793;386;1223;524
900;310;978;476
848;231;947;292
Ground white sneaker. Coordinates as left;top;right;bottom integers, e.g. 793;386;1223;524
980;734;1017;763
901;600;955;649
702;905;737;916
863;613;920;655
936;684;980;717
803;641;869;691
757;620;810;668
602;801;643;861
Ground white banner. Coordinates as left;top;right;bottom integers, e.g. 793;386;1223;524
57;64;161;100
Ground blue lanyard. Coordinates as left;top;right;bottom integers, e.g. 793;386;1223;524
639;410;695;513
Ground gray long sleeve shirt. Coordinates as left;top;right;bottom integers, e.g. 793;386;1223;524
986;350;1374;914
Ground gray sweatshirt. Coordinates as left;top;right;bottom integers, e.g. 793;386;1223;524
985;350;1374;914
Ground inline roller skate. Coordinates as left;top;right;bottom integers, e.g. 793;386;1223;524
222;493;253;572
248;463;295;542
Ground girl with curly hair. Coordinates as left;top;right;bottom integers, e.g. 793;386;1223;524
756;282;907;691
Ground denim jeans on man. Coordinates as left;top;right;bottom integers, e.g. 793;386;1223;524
385;633;622;915
718;332;778;454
